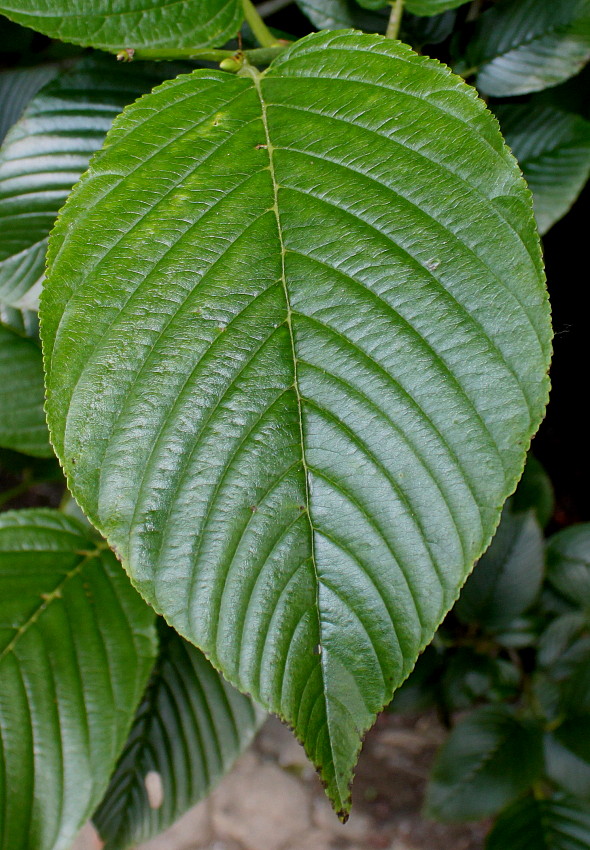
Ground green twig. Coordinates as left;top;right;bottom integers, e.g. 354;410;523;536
386;0;404;40
115;45;288;68
242;0;281;47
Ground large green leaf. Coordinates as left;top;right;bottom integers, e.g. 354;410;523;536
486;794;590;850
546;524;590;611
0;322;51;456
454;506;545;630
464;0;590;98
93;622;262;850
0;0;242;51
41;31;552;815
496;101;590;235
0;509;157;850
0;55;192;309
0;65;59;145
425;705;544;821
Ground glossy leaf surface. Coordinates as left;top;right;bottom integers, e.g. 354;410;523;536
0;55;191;309
455;506;545;630
486;794;590;850
497;101;590;235
41;31;551;814
93;622;262;850
0;0;242;51
0;323;51;456
426;705;544;821
466;0;590;97
0;510;157;850
0;65;58;145
0;305;38;338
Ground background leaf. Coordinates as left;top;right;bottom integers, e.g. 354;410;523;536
295;0;388;31
486;793;590;850
0;0;243;52
41;31;551;815
496;101;590;235
546;524;590;612
405;0;470;16
0;65;59;145
425;705;544;821
511;453;554;527
93;622;263;850
465;0;590;98
0;54;193;309
0;322;51;456
0;509;157;850
454;506;545;630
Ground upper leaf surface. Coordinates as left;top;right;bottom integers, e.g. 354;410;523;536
404;0;469;16
454;505;545;630
0;322;51;457
547;524;590;611
465;0;590;97
0;509;157;850
496;101;590;235
0;65;58;145
93;622;263;850
0;55;193;310
0;0;242;51
486;793;590;850
426;705;544;822
41;30;551;815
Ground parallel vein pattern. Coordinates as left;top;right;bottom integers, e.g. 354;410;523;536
0;0;242;51
93;623;262;850
0;510;157;850
42;31;552;814
0;55;192;308
0;322;51;457
466;0;590;97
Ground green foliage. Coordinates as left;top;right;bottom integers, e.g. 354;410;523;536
454;506;545;631
547;525;590;612
295;0;388;31
1;0;589;841
0;323;51;456
0;0;243;51
464;0;590;97
0;65;58;143
496;101;590;235
425;704;544;821
0;55;191;309
41;29;551;813
93;622;262;849
486;794;590;850
0;509;158;850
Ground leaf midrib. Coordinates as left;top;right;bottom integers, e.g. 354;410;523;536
248;64;344;804
0;549;98;662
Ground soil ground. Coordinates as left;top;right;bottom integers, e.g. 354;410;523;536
74;712;489;850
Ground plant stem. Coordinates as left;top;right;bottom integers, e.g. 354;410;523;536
386;0;404;40
117;45;287;67
242;0;281;47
